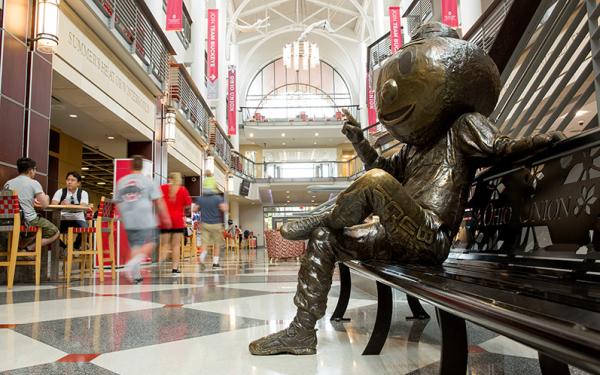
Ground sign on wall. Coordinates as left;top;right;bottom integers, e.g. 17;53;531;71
442;0;459;28
165;0;183;31
388;6;403;54
207;9;219;83
228;66;237;136
367;73;378;129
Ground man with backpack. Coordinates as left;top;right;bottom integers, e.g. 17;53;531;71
51;171;90;250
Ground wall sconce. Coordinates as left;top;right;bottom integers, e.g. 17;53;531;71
35;0;60;53
227;175;234;193
164;108;176;144
205;156;215;173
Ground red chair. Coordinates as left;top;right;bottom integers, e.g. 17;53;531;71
0;190;42;289
65;197;116;285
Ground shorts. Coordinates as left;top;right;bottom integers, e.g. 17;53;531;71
25;217;59;239
160;228;186;234
200;223;224;247
126;228;159;248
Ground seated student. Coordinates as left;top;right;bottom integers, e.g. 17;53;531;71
3;158;59;249
51;171;89;250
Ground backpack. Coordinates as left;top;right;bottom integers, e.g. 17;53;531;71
60;188;83;204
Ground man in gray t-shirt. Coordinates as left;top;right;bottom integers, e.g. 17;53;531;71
114;156;171;283
3;158;59;249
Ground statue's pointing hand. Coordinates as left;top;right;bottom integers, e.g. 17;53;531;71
342;108;364;144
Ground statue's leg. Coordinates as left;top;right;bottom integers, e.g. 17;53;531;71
249;227;342;356
282;169;449;263
329;169;449;263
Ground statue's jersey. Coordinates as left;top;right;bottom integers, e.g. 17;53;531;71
369;112;503;236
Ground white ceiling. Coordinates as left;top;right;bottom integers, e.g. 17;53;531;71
240;123;348;148
51;71;149;158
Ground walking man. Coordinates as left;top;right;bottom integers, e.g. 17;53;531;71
115;155;171;283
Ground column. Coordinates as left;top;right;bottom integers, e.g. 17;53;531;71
373;0;386;38
191;0;207;98
359;41;369;130
215;0;228;130
459;0;483;35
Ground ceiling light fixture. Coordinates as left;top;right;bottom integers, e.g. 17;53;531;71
81;167;89;171
69;114;78;118
315;132;319;136
281;133;286;137
283;39;319;71
97;182;106;185
249;133;254;138
107;136;115;140
282;142;286;146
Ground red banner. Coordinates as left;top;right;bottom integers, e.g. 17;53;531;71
442;0;459;28
228;67;237;136
367;74;377;130
207;9;218;82
165;0;183;31
389;6;402;54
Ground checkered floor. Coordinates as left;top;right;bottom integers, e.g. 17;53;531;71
0;249;592;374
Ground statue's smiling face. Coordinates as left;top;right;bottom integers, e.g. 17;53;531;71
377;39;447;146
376;32;501;147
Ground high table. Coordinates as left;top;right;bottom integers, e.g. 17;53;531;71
39;204;90;281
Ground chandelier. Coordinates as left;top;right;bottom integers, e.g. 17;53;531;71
283;40;319;71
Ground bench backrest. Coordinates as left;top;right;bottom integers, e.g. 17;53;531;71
450;131;600;280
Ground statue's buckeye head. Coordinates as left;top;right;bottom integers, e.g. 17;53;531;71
376;22;501;147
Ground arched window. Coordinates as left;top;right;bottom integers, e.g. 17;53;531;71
245;58;352;122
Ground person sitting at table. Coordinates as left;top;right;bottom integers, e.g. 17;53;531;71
3;158;59;250
51;171;89;250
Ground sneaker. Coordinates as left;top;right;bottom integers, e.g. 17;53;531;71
249;324;317;355
212;264;221;268
171;269;181;274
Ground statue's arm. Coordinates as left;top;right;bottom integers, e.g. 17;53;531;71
352;139;405;177
493;132;565;159
458;113;564;162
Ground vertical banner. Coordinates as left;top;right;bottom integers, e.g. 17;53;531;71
207;9;219;83
388;6;402;54
165;0;183;31
227;66;237;136
367;74;378;130
442;0;459;28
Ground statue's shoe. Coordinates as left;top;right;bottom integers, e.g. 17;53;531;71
281;214;329;240
249;325;317;355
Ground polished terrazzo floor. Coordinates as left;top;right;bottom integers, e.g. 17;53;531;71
0;249;592;374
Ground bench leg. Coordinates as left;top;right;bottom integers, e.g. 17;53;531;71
406;295;430;320
539;353;570;375
362;281;392;355
330;263;351;322
436;308;467;375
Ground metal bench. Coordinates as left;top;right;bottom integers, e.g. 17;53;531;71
331;131;600;375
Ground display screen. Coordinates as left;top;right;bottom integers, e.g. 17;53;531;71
239;179;250;197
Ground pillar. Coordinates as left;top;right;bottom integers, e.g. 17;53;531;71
0;0;53;190
191;0;206;98
460;0;483;35
373;0;386;38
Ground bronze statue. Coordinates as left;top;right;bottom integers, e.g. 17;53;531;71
249;22;564;356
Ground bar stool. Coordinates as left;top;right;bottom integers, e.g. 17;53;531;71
0;190;43;289
62;207;95;279
225;232;238;257
180;227;196;264
65;198;116;285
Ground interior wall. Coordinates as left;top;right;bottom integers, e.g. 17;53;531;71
239;203;265;247
48;128;83;197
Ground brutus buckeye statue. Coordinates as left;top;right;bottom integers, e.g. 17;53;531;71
249;22;564;355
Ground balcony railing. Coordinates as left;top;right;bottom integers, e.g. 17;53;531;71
209;119;234;168
90;0;174;87
404;0;433;37
462;0;515;52
230;151;256;180
241;105;360;126
169;64;210;140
